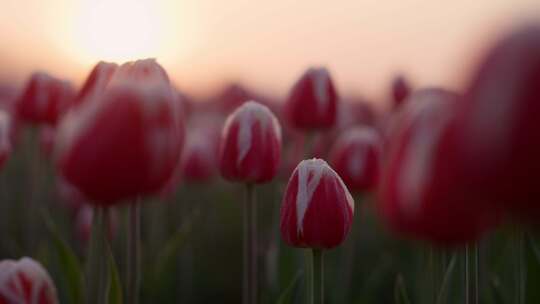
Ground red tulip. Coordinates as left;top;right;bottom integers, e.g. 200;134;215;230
280;158;354;249
378;88;496;245
75;61;119;106
39;126;56;157
16;72;75;125
55;59;184;204
219;100;282;184
56;177;89;213
182;128;218;183
0;110;12;169
329;127;381;193
285;67;338;130
391;74;411;108
0;257;58;304
75;205;118;245
452;25;540;221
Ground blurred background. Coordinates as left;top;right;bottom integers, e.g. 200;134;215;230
0;0;538;104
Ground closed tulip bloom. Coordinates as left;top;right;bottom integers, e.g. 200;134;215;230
378;89;496;245
453;25;540;221
285;67;338;130
75;205;118;245
16;72;75;125
329;127;382;192
219;100;282;184
182;128;218;183
0;257;58;304
75;61;118;106
280;158;354;249
391;74;411;108
0;110;12;169
55;59;184;204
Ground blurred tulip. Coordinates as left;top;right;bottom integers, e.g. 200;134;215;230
56;177;89;213
182;128;218;183
15;72;75;125
391;74;411;108
285;67;338;130
75;61;118;106
280;158;354;249
453;25;540;221
378;88;497;245
75;205;118;245
329;127;382;193
55;59;184;204
219;100;282;184
0;257;58;304
0;110;13;169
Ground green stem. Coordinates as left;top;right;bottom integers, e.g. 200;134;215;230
244;184;257;304
312;249;324;304
517;232;526;304
305;249;313;304
127;200;141;304
464;243;480;304
87;207;109;304
465;245;470;304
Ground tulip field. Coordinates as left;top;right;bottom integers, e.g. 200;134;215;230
0;22;540;304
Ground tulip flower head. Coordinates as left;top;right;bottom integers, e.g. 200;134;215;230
330;127;382;192
182;128;218;183
16;72;75;125
391;74;411;108
75;61;119;106
55;59;184;204
0;257;58;304
285;67;338;130
280;158;354;249
219;100;282;184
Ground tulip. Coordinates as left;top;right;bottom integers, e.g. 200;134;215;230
285;67;338;130
55;59;184;304
182;128;218;183
75;205;118;246
75;61;118;106
219;100;282;184
39;126;55;158
391;74;411;108
16;72;75;125
280;158;354;304
0;257;58;304
219;100;282;304
329;127;381;193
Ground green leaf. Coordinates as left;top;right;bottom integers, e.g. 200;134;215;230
394;273;412;304
436;253;457;304
42;210;85;304
107;245;123;304
276;270;302;304
529;235;540;266
154;215;195;278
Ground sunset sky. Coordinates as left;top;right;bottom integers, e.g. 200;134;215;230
0;0;538;104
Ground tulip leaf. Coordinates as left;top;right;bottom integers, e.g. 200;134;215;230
107;245;123;304
42;210;85;304
529;235;540;266
276;270;302;304
154;214;195;278
435;253;457;304
394;273;412;304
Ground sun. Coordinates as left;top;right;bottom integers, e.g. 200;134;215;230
72;0;165;64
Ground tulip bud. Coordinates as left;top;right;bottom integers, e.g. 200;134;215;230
75;61;118;106
0;257;58;304
329;127;381;193
55;59;184;204
378;88;496;245
182;128;218;183
391;74;411;108
280;158;354;249
75;205;118;245
285;67;338;130
219;101;282;184
0;110;12;169
454;25;540;221
16;72;75;125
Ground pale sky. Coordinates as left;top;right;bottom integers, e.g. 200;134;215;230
0;0;539;104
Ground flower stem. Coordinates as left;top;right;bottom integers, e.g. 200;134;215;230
304;249;313;304
464;243;480;304
127;199;141;304
87;207;109;304
517;231;526;304
312;249;324;304
244;183;257;304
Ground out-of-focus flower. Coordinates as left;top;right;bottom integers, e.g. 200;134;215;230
329;127;381;193
280;158;354;249
453;25;540;222
75;61;118;107
75;205;118;245
55;59;184;204
285;67;338;130
56;177;89;213
39;126;56;158
378;88;497;245
0;257;58;304
0;110;13;169
15;72;75;125
182;128;218;183
219;101;282;184
391;74;411;108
